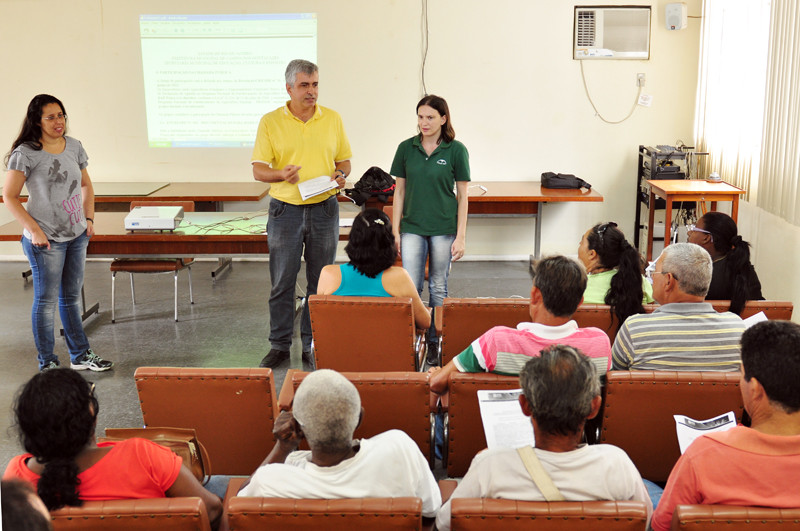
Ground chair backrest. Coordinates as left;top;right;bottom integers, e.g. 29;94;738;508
440;298;531;365
277;370;434;465
445;372;520;477
673;504;800;530
601;370;744;483
449;499;649;531
134;367;278;476
226;497;423;530
572;304;624;342
706;299;793;320
573;301;794;343
130;200;195;212
50;497;211;531
309;295;419;371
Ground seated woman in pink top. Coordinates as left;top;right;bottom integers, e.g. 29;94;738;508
3;369;222;528
318;208;431;330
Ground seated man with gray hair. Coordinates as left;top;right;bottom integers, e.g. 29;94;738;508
436;345;651;531
612;242;745;371
238;369;441;517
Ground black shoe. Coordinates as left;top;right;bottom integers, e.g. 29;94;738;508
302;350;316;370
259;349;290;368
426;340;440;367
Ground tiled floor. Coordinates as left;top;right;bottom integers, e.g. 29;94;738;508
0;259;532;470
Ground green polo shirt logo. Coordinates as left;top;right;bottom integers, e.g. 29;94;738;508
436;159;447;165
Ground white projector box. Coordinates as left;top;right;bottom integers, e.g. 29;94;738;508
124;206;185;231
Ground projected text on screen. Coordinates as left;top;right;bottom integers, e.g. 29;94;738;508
140;14;317;148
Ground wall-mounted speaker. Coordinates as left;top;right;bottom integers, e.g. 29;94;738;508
666;2;688;31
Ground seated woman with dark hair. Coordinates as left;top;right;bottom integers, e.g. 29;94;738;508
688;211;763;315
2;369;222;528
578;222;653;327
318;208;431;330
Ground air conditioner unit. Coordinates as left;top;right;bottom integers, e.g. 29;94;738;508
574;6;651;60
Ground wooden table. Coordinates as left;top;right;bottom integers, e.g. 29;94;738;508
360;181;604;258
646;179;745;261
2;181;271;212
0;211;351;327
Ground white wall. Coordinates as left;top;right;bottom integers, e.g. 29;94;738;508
0;0;702;259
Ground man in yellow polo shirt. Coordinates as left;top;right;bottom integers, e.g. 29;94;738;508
252;59;352;369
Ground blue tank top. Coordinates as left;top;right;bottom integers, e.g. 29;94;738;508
332;263;392;297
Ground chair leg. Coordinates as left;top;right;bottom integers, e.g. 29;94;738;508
129;273;136;304
174;270;179;322
111;271;116;323
188;265;194;304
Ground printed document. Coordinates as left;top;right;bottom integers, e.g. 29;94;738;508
298;175;338;201
477;389;535;449
674;411;737;454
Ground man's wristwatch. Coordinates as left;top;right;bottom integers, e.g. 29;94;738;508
335;169;347;179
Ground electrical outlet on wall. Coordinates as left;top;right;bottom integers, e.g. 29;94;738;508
637;73;646;87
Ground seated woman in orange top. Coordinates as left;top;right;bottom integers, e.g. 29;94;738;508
3;369;222;529
318;208;431;330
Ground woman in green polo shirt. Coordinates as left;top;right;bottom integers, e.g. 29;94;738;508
390;95;470;364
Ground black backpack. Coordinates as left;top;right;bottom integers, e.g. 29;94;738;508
345;166;396;206
541;171;592;190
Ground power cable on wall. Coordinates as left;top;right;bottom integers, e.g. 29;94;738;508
421;0;429;96
579;60;642;124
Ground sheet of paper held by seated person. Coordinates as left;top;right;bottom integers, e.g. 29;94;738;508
674;411;736;454
298;175;339;201
478;389;535;449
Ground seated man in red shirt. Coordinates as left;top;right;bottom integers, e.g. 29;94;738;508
651;320;800;530
429;255;611;394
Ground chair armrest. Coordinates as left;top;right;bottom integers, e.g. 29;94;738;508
277;369;301;411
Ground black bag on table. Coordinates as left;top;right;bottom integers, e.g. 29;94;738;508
345;166;396;206
541;171;592;190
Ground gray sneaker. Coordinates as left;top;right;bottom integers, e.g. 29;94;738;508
71;349;113;372
40;360;60;372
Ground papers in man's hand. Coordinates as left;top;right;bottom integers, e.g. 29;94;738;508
298;175;338;201
674;411;737;454
477;389;535;449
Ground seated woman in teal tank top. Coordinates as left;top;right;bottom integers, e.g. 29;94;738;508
578;222;653;330
318;209;431;330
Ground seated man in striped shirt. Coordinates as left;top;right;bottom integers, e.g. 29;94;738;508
612;243;745;371
429;255;611;394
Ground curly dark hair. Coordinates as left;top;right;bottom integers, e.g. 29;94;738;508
4;94;67;166
586;222;646;329
344;208;397;278
700;211;755;315
14;369;98;510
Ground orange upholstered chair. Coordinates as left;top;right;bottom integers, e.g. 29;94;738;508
601;370;744;483
449;499;649;530
134;367;278;476
309;295;425;371
672;504;800;530
50;497;211;530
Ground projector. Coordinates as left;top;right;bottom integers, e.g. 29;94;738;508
124;206;185;231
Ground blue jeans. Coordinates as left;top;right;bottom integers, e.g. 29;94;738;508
267;196;338;352
22;232;91;370
401;233;455;341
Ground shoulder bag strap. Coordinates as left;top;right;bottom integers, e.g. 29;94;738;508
516;446;566;501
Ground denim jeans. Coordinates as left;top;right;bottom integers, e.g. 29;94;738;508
401;233;455;341
22;232;91;370
267;196;338;352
